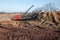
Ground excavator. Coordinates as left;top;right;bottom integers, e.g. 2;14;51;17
12;5;39;21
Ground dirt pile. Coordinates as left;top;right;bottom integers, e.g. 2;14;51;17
37;11;60;30
0;11;60;40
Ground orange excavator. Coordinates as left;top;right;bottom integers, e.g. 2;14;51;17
12;5;39;21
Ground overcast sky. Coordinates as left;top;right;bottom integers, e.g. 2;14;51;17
0;0;60;12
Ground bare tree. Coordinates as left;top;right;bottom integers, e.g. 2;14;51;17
32;3;59;12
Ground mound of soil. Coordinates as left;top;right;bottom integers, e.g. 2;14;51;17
0;11;60;40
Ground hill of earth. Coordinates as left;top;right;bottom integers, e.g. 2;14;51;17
0;11;60;40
